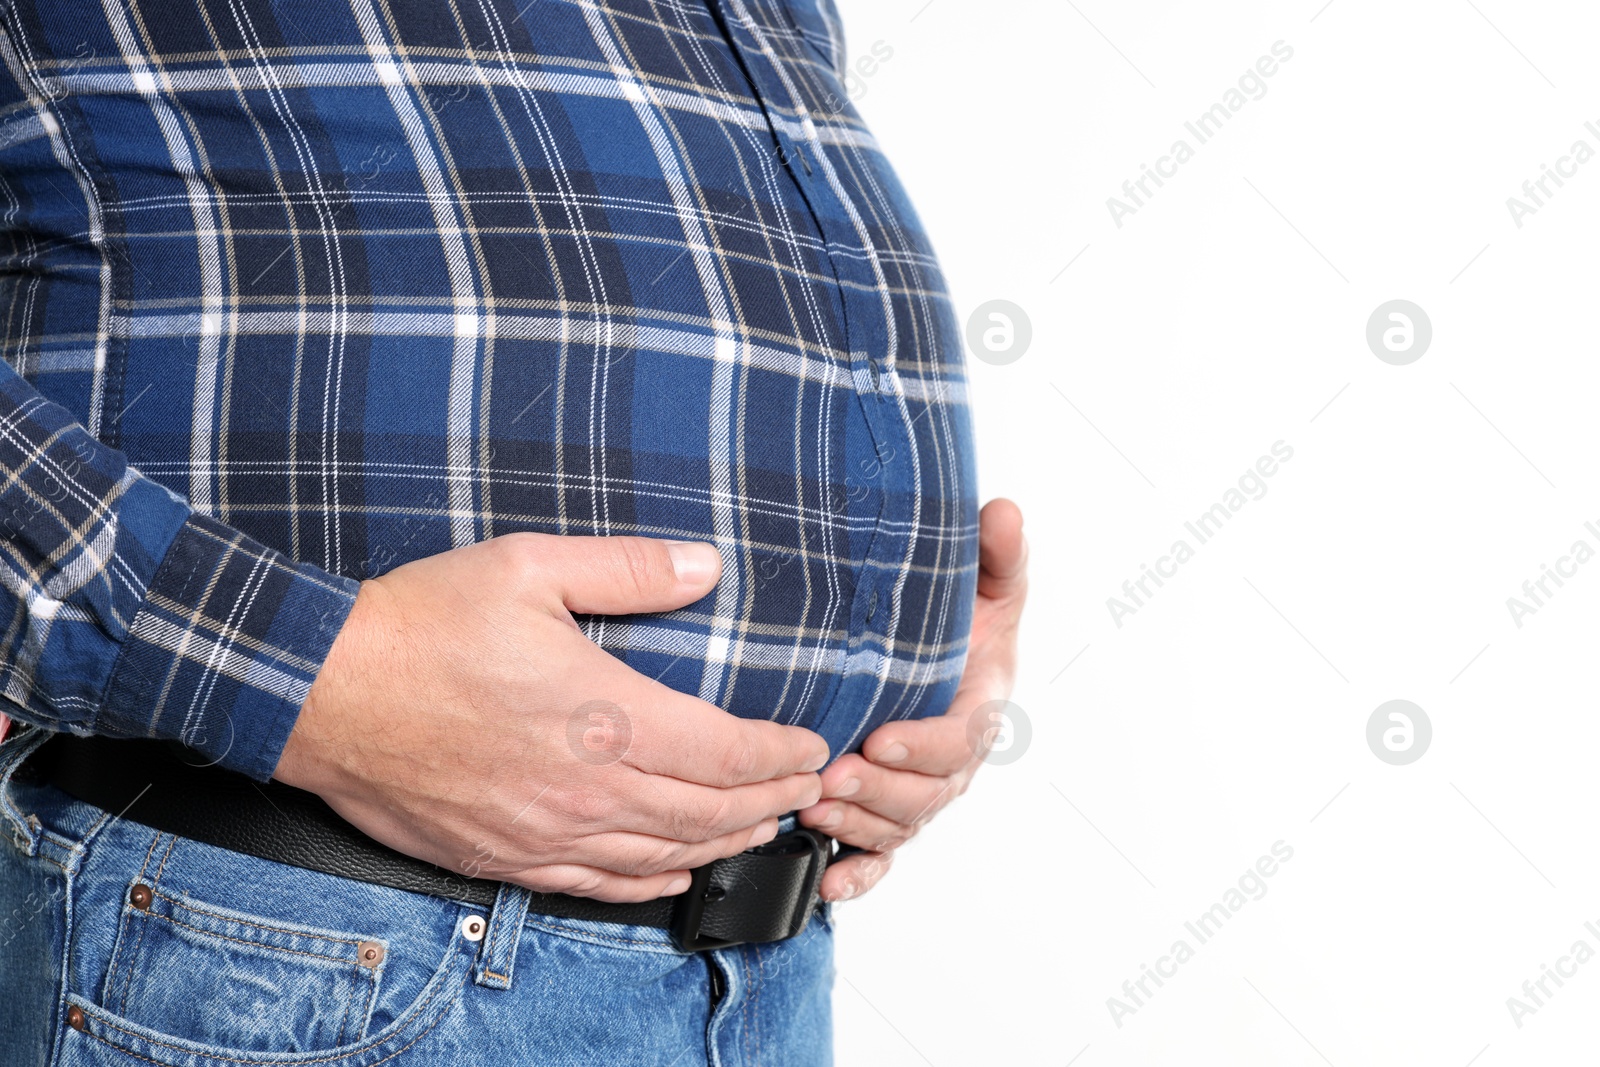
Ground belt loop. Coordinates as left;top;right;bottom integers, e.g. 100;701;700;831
0;724;51;855
472;882;531;990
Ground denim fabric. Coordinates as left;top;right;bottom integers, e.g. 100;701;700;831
0;727;835;1066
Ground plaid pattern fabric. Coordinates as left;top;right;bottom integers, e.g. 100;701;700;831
0;0;977;780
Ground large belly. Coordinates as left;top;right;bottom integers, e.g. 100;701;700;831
120;310;978;754
41;0;979;754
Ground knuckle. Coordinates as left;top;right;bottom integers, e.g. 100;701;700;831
880;833;911;851
553;783;617;826
664;803;699;842
625;839;683;877
718;736;760;784
612;537;665;598
554;869;606;897
861;858;894;883
503;534;567;606
517;869;572;895
696;794;737;837
866;826;912;851
653;839;692;874
849;775;885;805
498;532;548;585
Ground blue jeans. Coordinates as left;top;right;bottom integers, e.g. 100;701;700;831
0;728;834;1066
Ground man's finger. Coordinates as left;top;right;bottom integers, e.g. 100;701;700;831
816;758;958;827
515;532;723;615
577;818;780;877
797;798;913;852
977;498;1027;601
545;613;831;786
860;712;976;778
606;770;824;841
623;684;830;785
819;849;895;902
504;863;695;904
817;752;874;797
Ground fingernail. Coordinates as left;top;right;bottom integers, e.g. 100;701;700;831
877;742;908;764
835;777;861;798
803;747;829;772
665;876;691;896
839;879;858;900
666;541;720;584
749;821;779;847
818;808;843;830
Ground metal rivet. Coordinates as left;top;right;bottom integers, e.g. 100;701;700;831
357;940;385;968
66;1006;85;1031
461;916;486;942
128;884;152;911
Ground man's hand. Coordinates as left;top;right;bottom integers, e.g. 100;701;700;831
274;534;829;904
798;499;1028;901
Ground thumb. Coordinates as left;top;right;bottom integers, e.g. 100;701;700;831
977;498;1027;602
528;534;723;615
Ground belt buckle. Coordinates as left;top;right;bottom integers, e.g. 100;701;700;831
670;828;831;952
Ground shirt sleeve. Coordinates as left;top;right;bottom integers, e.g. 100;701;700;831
0;360;359;781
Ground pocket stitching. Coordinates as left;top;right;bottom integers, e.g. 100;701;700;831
138;908;362;965
149;887;369;951
70;942;469;1067
337;957;383;1048
76;993;454;1067
151;836;179;881
113;895;156;1015
101;880;385;1052
110;834;170;1012
334;989;353;1049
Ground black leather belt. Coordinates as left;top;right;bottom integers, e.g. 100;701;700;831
28;733;832;952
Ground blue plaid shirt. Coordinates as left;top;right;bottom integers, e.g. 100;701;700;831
0;0;977;780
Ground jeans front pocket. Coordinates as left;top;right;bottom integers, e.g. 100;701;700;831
100;880;383;1054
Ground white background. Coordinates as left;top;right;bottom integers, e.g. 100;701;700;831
828;2;1600;1065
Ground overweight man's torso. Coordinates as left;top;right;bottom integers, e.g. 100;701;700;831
0;0;977;755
